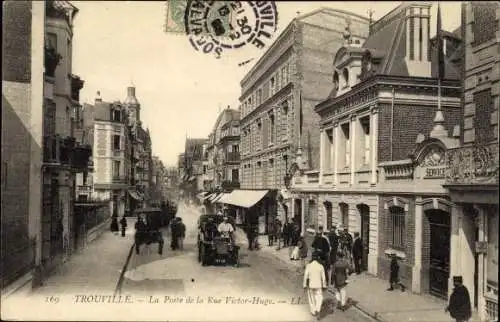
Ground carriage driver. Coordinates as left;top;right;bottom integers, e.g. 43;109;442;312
218;216;234;242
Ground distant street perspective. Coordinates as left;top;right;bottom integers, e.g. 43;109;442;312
2;1;498;322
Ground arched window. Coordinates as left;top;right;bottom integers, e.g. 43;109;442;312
340;202;349;229
324;201;333;230
333;71;340;91
343;68;350;88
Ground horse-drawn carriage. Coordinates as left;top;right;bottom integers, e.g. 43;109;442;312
197;214;239;267
134;207;165;255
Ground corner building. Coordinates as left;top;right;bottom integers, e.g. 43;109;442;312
238;8;370;234
293;2;463;286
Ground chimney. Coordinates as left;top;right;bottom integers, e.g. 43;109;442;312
95;90;102;103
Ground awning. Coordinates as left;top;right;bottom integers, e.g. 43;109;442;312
208;192;223;202
217;190;269;208
188;176;196;181
128;188;143;201
197;191;211;201
212;193;225;203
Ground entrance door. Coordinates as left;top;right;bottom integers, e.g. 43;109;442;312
359;204;370;272
294;199;302;232
428;211;451;299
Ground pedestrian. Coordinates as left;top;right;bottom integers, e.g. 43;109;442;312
291;222;301;246
294;234;308;273
328;226;339;268
387;253;406;291
331;251;349;311
282;220;290;247
267;218;275;246
445;276;472;322
119;216;127;237
170;217;179;250
176;218;186;250
312;226;331;284
275;218;283;250
245;222;254;250
134;215;147;254
303;251;327;321
352;232;363;274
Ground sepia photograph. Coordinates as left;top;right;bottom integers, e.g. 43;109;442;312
1;1;498;321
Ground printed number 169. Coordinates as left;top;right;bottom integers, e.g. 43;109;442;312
45;296;60;304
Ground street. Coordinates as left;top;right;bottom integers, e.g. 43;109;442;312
119;204;375;322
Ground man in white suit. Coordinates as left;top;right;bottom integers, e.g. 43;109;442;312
303;251;327;320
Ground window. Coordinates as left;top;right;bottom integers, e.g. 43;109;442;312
409;14;415;60
472;3;498;46
281;66;288;87
257;120;262;149
275;73;280;92
324;201;333;230
112;109;121;122
269;158;274;167
333;72;340;91
269;113;275;143
113;135;121;150
233;144;239;153
340;203;349;228
257;89;262;105
113;160;121;178
231;168;239;182
390;206;405;249
270;77;275;95
341;123;350;168
360;116;370;166
342;69;349;88
324;129;333;171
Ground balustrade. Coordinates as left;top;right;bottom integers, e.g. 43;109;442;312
445;142;499;185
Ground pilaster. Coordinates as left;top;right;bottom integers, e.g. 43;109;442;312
350;113;357;185
301;198;306;236
319;129;324;185
333;121;339;186
412;196;423;293
370;105;378;185
475;205;486;321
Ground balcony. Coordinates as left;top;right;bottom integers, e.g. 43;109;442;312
71;74;84;102
225;152;240;163
112;175;127;184
445;142;499;186
221;180;240;190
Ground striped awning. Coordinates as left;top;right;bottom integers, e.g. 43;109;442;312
216;190;269;208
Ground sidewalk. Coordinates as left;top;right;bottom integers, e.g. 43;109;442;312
31;219;136;296
256;234;475;322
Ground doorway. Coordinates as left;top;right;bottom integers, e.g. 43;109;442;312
358;204;370;272
294;199;302;232
427;210;451;299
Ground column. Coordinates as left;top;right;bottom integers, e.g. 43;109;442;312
350;114;357;185
319;129;324;185
370;105;379;185
291;198;295;220
449;204;463;299
333;121;339;186
475;205;486;321
330;124;335;180
301;198;306;236
412;196;423;293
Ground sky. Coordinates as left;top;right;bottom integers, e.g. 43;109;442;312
72;1;462;167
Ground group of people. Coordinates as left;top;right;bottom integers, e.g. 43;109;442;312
170;217;186;250
267;218;301;249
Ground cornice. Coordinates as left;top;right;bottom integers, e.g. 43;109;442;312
240;82;294;124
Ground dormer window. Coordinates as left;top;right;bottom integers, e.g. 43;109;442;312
112;109;121;122
333;72;340;91
342;68;350;88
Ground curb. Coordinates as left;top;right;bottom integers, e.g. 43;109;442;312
326;289;384;322
114;242;135;296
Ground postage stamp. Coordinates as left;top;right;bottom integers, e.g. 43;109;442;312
164;0;188;34
183;1;278;59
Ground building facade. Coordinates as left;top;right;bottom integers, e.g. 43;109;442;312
41;0;92;274
180;138;208;202
292;2;463;291
89;97;130;221
2;0;44;293
206;108;241;191
239;8;370;232
444;2;499;320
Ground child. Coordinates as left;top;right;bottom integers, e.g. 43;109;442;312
388;253;406;292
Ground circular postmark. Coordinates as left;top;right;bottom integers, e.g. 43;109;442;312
184;1;278;59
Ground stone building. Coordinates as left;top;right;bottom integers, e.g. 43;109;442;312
87;95;131;221
180;138;208;202
41;0;91;274
238;8;370;234
292;1;463;291
2;0;44;294
443;2;499;320
205;107;241;191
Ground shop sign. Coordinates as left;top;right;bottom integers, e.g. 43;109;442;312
475;241;488;254
425;167;446;178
